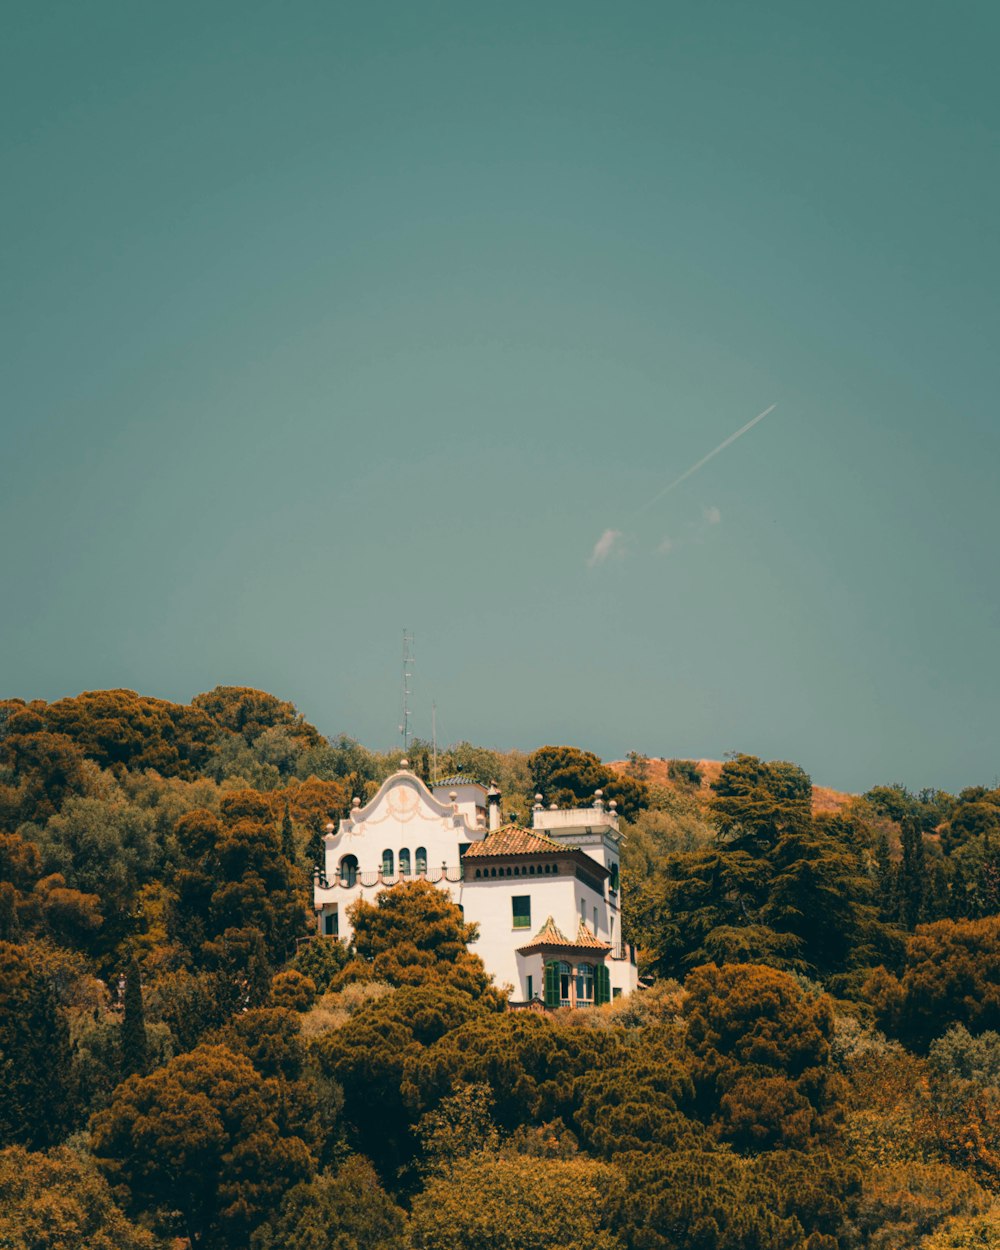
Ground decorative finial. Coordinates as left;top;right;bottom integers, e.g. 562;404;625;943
400;758;409;769
352;797;361;809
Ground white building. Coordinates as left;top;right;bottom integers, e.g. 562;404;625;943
313;763;638;1006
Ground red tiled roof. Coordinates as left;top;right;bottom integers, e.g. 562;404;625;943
463;825;573;858
516;916;612;954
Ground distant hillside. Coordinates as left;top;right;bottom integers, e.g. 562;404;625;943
606;756;855;816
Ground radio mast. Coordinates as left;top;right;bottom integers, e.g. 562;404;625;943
399;630;414;753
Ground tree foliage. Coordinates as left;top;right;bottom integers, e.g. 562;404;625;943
0;1145;158;1250
0;941;77;1148
408;1152;626;1250
91;1043;316;1249
866;917;1000;1051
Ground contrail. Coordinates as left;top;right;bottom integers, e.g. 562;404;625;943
631;403;777;518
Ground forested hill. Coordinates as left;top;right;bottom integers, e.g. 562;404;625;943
2;685;1000;1250
607;755;856;814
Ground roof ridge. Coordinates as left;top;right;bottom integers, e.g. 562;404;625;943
462;824;582;858
496;822;569;848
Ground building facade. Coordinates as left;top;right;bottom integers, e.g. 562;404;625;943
312;763;638;1005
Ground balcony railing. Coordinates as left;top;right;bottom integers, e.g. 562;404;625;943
314;866;464;890
609;941;636;963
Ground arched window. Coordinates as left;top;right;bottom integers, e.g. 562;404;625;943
399;848;411;876
544;959;573;1008
415;847;427;875
576;962;595;1006
382;849;395;878
339;855;358;888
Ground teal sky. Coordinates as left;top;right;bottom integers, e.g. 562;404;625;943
3;2;998;794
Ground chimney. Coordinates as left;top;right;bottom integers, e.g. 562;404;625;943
487;784;501;831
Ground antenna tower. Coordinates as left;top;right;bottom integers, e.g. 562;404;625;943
399;630;414;752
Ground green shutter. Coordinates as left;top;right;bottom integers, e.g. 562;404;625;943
544;960;560;1008
595;963;611;1006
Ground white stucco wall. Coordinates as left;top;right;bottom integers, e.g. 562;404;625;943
314;769;638;999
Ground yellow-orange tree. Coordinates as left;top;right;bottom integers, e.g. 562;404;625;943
866;917;1000;1051
682;962;845;1151
408;1153;625;1250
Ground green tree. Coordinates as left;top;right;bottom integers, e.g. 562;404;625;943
0;1145;158;1250
120;952;148;1077
192;686;320;746
647;756;876;980
207;793;309;960
289;935;350;991
281;800;296;860
0;942;77;1148
682;962;844;1150
528;745;649;820
899;815;927;930
414;1082;500;1177
668;758;702;788
408;1153;625;1250
856;1162;992;1250
402;1010;618;1138
250;1155;406;1250
711;754;812;853
0;731;91;824
571;1032;700;1159
91;1043;315;1250
38;688;219;778
315;983;483;1177
344;879;500;1001
617;1145;835;1250
32;794;159;952
865;917;1000;1051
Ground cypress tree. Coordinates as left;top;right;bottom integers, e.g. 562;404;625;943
280;800;296;864
899;815;926;930
120;954;148;1078
874;830;897;923
0;884;21;943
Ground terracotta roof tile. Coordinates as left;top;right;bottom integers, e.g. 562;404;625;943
516;915;612;954
463;824;574;858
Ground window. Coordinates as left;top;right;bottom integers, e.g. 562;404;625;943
323;908;339;937
579;897;587;923
612;987;622;1000
558;961;572;1007
544;959;573;1008
527;975;534;1000
339;855;358;887
415;847;427;875
382;849;394;878
399;848;411;876
512;896;531;929
576;962;595;1005
610;862;620;893
594;906;599;934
